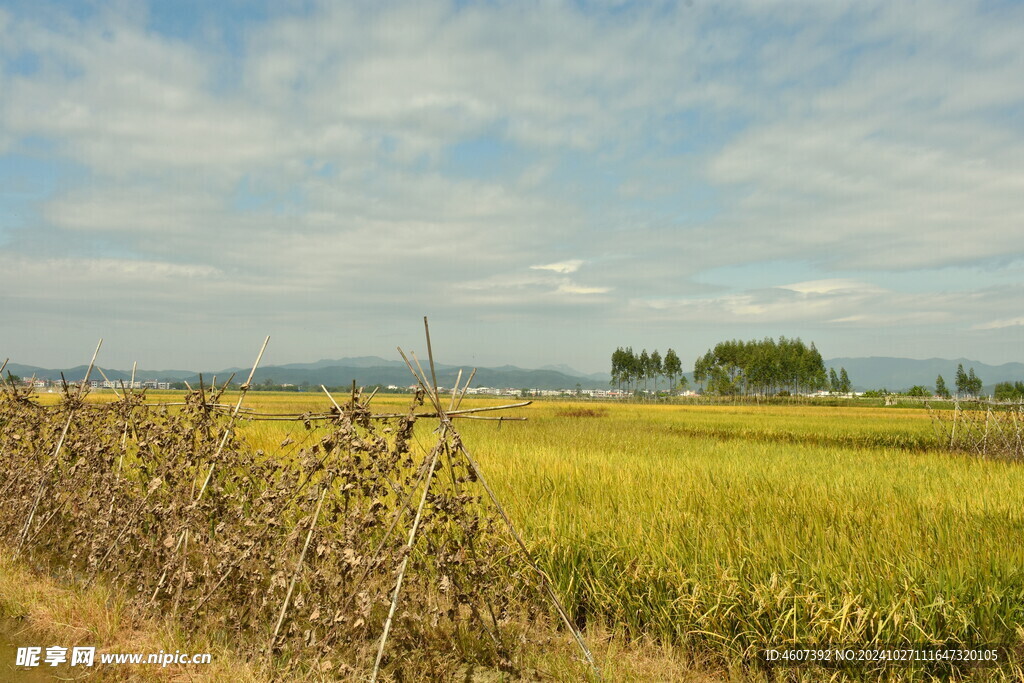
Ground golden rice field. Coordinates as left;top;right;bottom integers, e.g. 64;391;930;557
36;391;1024;678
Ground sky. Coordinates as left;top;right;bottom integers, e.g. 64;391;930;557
1;0;1023;374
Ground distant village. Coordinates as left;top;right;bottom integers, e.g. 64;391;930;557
6;377;869;399
392;385;701;398
18;379;173;391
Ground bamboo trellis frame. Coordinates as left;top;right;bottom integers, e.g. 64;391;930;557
1;320;601;680
926;399;1024;460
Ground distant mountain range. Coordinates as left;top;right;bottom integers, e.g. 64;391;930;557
2;356;614;391
824;357;1024;393
5;355;1023;393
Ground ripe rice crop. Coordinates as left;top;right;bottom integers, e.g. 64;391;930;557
8;387;1024;680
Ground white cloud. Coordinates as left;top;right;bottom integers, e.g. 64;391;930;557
973;318;1024;331
778;279;881;295
453;270;611;306
626;281;1023;331
556;283;610;295
2;1;1024;367
699;1;1024;272
530;260;584;274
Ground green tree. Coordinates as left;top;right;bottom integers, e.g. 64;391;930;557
968;368;983;397
828;368;839;394
907;385;929;397
694;336;826;396
622;347;638;392
935;374;950;399
839;367;851;394
663;348;682;394
955;364;969;397
994;381;1024;401
693;351;712;392
610;347;625;391
650;349;663;396
610;347;642;394
638;349;650;395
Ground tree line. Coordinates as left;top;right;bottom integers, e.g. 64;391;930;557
611;337;852;397
884;365;1020;400
994;381;1024;401
693;337;849;396
925;365;984;399
610;347;686;394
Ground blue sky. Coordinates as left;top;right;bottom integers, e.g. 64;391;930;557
1;0;1023;373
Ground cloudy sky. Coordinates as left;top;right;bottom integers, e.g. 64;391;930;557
1;0;1023;373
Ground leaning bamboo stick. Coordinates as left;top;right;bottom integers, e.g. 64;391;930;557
16;340;103;557
270;486;328;649
151;337;269;603
449;369;464;412
191;418;362;613
86;479;163;587
371;428;446;681
210;400;531;420
423;316;440;396
77;339;103;398
371;334;455;678
454;368;477;412
95;367;122;399
361;386;380;407
455;438;601;678
117;361;138;474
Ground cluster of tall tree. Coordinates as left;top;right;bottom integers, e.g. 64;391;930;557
693;337;842;396
994;381;1024;401
610;347;685;394
954;364;984;398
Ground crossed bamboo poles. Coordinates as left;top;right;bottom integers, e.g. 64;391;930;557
369;317;600;681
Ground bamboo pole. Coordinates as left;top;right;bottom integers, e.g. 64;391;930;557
86;478;163;587
95;367;122;399
455;438;601;679
371;383;448;680
270;486;328;649
118;362;138;474
209;401;531;420
191;415;363;613
371;329;457;678
950;401;959;449
16;340;103;557
151;337;269;603
423;316;440;396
